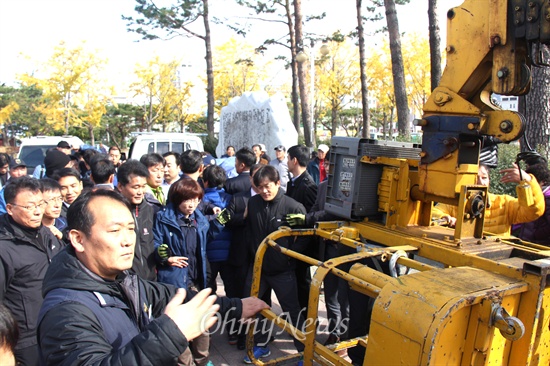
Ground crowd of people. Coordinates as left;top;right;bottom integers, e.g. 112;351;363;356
1;138;550;366
0;140;333;366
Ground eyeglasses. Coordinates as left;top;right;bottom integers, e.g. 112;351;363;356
181;198;201;205
10;201;47;211
45;196;64;205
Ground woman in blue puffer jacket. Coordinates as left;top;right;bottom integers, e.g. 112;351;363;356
153;178;223;366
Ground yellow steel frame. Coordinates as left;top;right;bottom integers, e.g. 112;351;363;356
245;223;550;365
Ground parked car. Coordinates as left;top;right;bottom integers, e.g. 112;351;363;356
128;132;204;160
17;135;84;175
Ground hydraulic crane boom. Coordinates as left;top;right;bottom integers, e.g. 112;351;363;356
245;1;550;365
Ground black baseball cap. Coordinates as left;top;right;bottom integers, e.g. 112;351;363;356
9;158;26;169
274;145;286;152
57;141;71;149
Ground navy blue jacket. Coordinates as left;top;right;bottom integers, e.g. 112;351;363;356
37;246;244;366
154;203;222;289
203;188;232;263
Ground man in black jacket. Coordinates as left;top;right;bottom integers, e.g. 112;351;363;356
0;176;64;365
225;148;256;195
286;145;318;313
286;145;317;212
242;165;307;363
225;163;263;349
117;160;159;281
37;189;268;366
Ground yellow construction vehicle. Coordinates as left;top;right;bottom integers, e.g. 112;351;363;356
245;0;550;365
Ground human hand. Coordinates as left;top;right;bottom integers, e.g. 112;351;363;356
240;297;270;319
442;215;457;228
158;244;172;260
164;288;219;341
285;213;305;226
500;163;530;184
168;256;188;268
216;208;231;225
48;226;63;240
212;207;222;215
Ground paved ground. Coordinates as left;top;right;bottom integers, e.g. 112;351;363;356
207;273;351;366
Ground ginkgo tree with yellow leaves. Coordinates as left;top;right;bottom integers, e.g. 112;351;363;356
367;34;433;140
129;56;193;132
402;33;432;119
212;38;270;114
19;41;113;143
314;36;363;138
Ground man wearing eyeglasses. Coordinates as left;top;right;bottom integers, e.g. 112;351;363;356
0;176;64;365
40;178;68;240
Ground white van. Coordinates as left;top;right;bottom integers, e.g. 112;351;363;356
128;132;204;160
17;135;84;174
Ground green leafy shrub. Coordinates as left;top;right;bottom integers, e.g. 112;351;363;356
490;143;520;196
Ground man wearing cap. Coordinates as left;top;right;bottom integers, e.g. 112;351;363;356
43;150;72;179
270;145;290;192
32;141;72;179
56;141;72;154
252;144;269;165
0;158;29;215
307;144;330;185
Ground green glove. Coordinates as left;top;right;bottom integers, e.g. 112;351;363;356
216;208;231;225
157;244;172;260
285;213;305;226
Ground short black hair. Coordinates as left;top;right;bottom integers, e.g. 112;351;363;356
52;168;82;183
140;153;165;169
40;178;62;193
82;149;99;167
0;304;18;353
235;148;256;169
202;165;227;189
163;151;181;163
90;154;116;184
226;145;235;151
526;163;550;186
0;153;10;167
108;146;120;154
4;176;42;205
68;189;131;237
179;150;203;174
116;160;150;186
168;178;204;206
287;145;310;167
253;165;280;186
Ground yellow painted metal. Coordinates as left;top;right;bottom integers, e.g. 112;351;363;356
247;223;550;365
435;0;509;100
481;110;525;142
363;267;528;365
244;0;550;364
418;156;479;199
453;185;487;239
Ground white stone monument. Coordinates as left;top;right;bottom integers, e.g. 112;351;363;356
216;91;298;158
